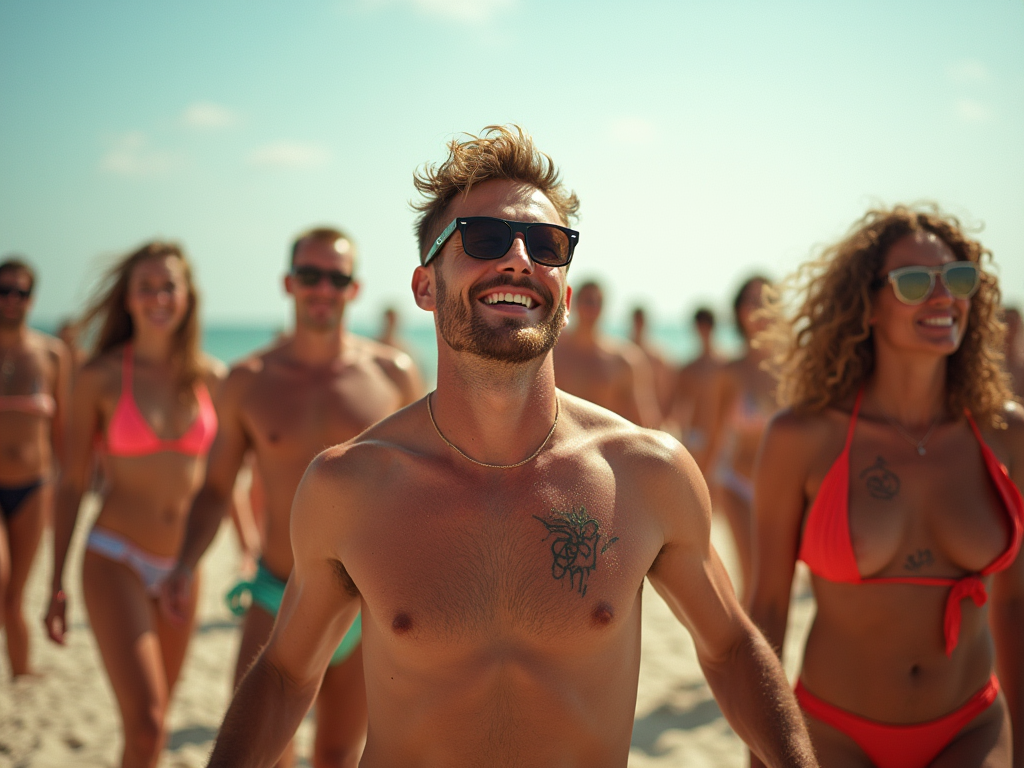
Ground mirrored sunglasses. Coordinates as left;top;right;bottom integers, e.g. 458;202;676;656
422;216;579;268
878;261;980;305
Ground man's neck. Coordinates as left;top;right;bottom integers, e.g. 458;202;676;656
0;322;28;347
290;322;347;365
431;350;560;467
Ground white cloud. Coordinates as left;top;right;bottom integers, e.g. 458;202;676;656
99;133;184;177
247;141;333;169
955;98;992;123
181;101;239;129
947;59;990;85
606;117;659;145
361;0;515;23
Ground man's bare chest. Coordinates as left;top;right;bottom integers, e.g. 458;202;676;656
346;480;662;644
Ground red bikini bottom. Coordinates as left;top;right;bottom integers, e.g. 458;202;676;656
795;675;999;768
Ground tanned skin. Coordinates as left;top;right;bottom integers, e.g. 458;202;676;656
162;235;423;768
670;314;723;473
554;283;661;428
749;232;1024;767
0;264;70;677
206;179;817;768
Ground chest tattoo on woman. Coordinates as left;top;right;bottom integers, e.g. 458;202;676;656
859;455;901;500
534;506;618;597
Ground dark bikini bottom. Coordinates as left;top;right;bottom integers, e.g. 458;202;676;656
0;479;44;521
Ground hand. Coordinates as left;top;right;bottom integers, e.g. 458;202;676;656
160;563;194;625
44;589;68;645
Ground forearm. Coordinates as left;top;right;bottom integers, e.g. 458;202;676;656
51;482;85;590
208;653;320;768
178;485;233;570
701;626;815;768
993;599;1023;767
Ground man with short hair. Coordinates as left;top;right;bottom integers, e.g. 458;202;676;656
672;306;724;473
0;258;70;677
205;126;817;768
553;280;661;427
629;305;675;420
162;228;423;767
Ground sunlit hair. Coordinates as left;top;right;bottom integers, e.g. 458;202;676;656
762;204;1013;427
412;124;580;262
733;274;770;341
0;256;36;292
79;241;203;386
290;226;357;269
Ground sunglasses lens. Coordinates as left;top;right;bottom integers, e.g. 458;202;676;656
526;226;572;266
894;270;933;303
463;219;512;259
0;286;29;299
944;264;979;298
329;273;352;289
294;267;321;286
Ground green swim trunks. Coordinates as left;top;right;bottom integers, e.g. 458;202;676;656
225;560;361;666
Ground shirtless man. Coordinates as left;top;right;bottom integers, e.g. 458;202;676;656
0;258;69;677
672;307;724;472
1005;306;1024;399
629;306;674;421
162;228;423;767
205;126;816;768
554;281;660;427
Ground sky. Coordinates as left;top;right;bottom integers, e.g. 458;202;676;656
2;0;1022;335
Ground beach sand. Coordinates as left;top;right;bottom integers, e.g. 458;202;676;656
0;498;814;768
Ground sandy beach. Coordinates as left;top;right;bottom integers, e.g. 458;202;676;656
0;497;813;768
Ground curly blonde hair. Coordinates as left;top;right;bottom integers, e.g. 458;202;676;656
412;124;580;264
762;204;1013;427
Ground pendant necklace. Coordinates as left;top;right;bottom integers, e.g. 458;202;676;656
426;391;558;469
880;411;940;456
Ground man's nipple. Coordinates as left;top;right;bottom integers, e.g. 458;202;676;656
392;612;413;634
591;602;614;627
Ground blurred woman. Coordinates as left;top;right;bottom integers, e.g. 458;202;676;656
750;206;1022;767
0;258;70;677
45;242;224;768
706;275;776;597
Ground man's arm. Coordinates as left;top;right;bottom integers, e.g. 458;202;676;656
208;449;361;768
991;406;1024;768
162;365;251;622
644;435;816;768
616;344;661;428
49;336;72;460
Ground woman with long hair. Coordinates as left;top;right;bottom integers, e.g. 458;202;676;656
749;205;1022;767
45;242;224;768
706;274;777;598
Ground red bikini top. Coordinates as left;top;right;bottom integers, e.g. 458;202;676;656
798;389;1023;656
104;345;217;458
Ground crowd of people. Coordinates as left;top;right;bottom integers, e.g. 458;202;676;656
0;124;1021;768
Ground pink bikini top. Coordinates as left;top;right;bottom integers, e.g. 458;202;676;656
104;345;217;458
798;389;1023;657
0;392;56;418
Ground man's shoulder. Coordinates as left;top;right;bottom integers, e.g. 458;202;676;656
349;334;418;377
26;329;68;361
560;393;687;467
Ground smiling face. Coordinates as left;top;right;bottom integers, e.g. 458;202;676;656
125;255;192;336
286;236;358;332
871;231;969;357
414;179;571;364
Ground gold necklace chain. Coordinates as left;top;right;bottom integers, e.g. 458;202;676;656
426;391;559;469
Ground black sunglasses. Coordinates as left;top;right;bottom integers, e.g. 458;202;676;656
291;266;354;289
0;285;32;300
422;216;579;268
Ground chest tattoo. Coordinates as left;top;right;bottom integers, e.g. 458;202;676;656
904;548;934;572
533;506;618;597
858;455;901;500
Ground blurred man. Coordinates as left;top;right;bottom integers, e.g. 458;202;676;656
204;126;816;768
0;258;69;677
1005;306;1024;399
163;228;423;767
553;281;660;427
671;306;723;472
629;306;674;421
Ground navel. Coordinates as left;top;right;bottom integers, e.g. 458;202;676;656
591;601;615;627
392;612;413;634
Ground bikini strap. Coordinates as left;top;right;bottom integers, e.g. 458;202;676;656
842;389;864;452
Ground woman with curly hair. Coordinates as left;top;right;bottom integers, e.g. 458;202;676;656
748;205;1022;768
45;242;224;768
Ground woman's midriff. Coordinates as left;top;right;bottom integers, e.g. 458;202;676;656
800;577;997;724
90;453;205;558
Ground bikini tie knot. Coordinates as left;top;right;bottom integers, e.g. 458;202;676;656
944;575;988;657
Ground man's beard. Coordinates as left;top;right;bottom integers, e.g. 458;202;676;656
434;271;565;364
